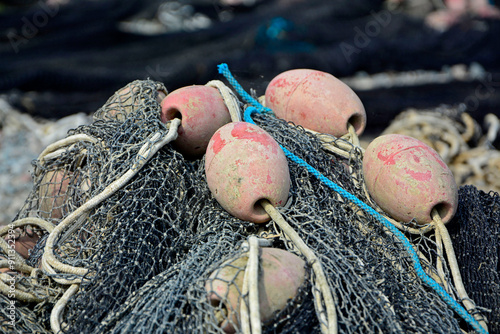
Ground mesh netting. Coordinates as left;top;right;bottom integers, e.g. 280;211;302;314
448;185;500;334
0;75;497;334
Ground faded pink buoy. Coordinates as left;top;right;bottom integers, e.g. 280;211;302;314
95;83;167;122
205;122;290;223
265;69;366;137
161;85;231;158
363;134;458;225
38;169;91;221
206;247;306;333
39;169;72;220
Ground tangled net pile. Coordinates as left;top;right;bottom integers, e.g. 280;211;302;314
0;65;498;334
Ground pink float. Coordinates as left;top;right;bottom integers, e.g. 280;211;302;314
39;169;72;220
205;122;290;223
206;247;306;333
97;85;167;122
161;85;231;158
265;69;366;137
363;134;458;225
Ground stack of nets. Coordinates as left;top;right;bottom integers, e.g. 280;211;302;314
0;73;498;334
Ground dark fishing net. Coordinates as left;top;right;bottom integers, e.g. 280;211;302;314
448;186;500;334
0;277;56;334
2;0;500;126
244;113;463;333
0;77;496;334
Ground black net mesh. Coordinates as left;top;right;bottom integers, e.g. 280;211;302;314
448;186;500;334
0;77;498;334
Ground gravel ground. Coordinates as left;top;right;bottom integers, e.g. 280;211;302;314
0;97;92;226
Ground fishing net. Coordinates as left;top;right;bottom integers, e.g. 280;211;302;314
0;69;497;334
448;185;500;334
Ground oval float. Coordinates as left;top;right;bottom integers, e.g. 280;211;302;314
363;134;458;224
39;169;72;220
206;247;306;333
205;122;290;223
161;85;231;158
95;82;167;122
265;69;366;137
38;169;91;221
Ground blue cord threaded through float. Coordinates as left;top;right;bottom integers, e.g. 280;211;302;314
218;62;487;334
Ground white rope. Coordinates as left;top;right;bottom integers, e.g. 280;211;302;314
345;123;360;147
50;283;79;334
240;237;273;333
247;236;262;334
37;134;99;167
240;268;251;334
0;238;34;274
41;255;81;285
431;209;488;332
484;113;499;145
433;225;451;294
206;80;242;122
240;236;261;334
0;274;44;303
0;217;56;236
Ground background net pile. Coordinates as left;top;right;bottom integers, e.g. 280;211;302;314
0;77;498;334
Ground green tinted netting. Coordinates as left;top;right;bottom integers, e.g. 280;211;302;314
0;75;497;334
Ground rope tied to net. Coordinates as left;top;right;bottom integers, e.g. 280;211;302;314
41;119;181;285
217;63;488;334
205;80;242;122
431;209;488;331
239;236;269;334
0;218;58;302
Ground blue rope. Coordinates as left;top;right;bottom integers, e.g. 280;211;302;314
217;63;273;115
218;63;486;334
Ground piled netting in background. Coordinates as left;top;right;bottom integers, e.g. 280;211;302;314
0;76;497;334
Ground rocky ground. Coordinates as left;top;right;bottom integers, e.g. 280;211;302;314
0;97;92;226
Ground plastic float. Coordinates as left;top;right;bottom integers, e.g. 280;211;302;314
205;121;290;223
265;69;366;137
206;247;306;333
161;85;232;158
363;133;458;225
